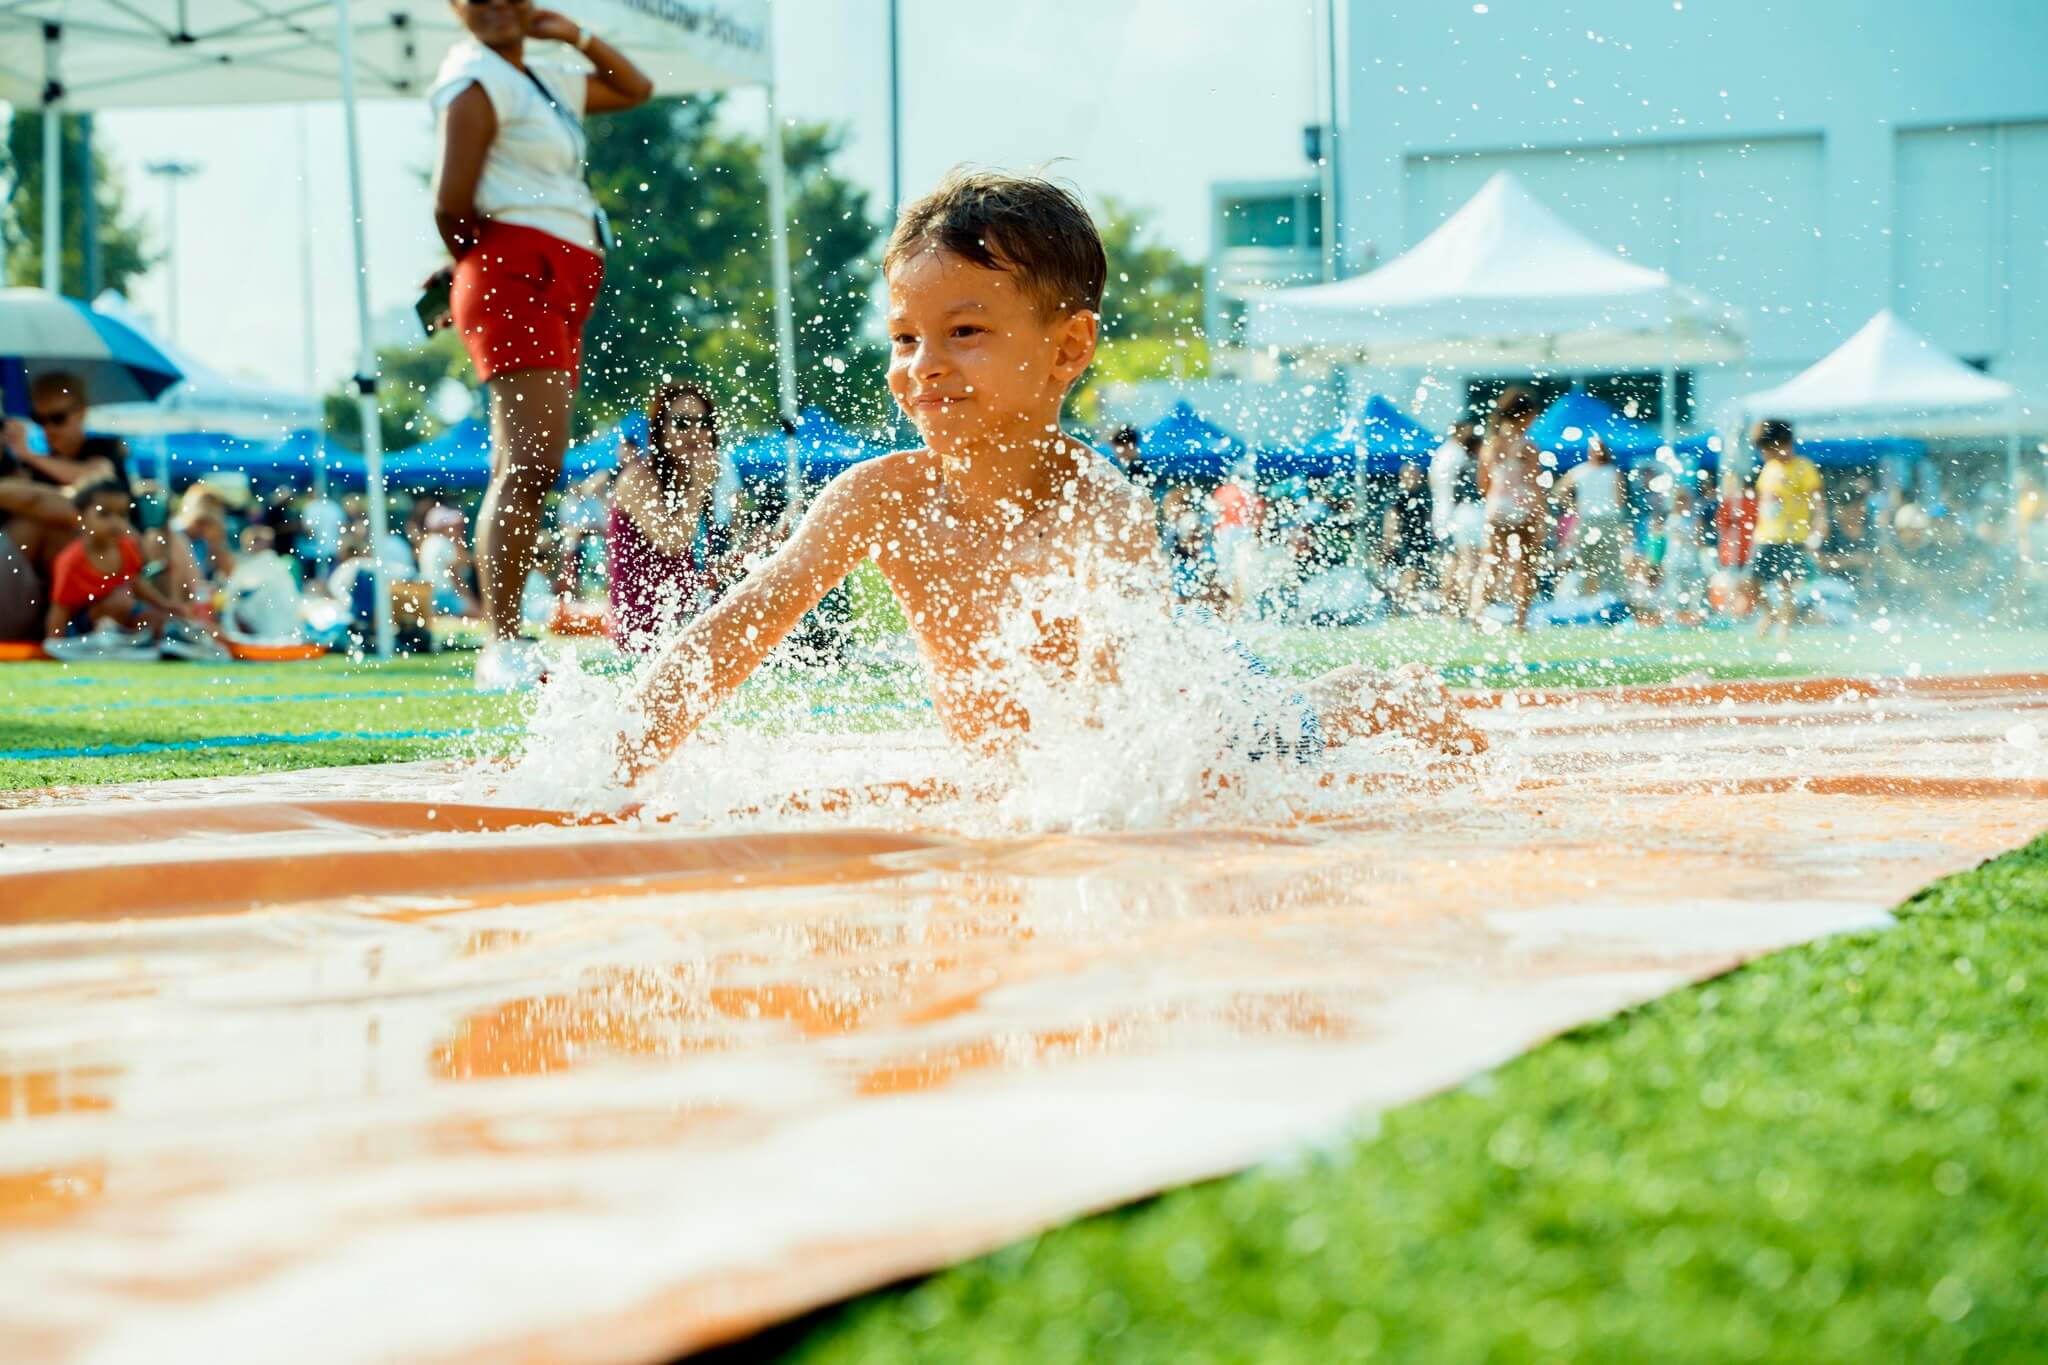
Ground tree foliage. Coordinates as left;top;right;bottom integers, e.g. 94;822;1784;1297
2;112;152;298
1074;198;1207;426
323;330;471;453
578;96;888;437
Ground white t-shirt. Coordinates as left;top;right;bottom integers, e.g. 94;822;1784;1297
1571;462;1624;520
301;497;345;555
1428;439;1467;541
430;41;600;253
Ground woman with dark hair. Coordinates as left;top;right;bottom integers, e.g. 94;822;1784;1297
608;382;740;652
426;0;652;688
1468;385;1549;632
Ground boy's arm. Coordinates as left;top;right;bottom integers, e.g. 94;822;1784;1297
620;464;882;782
128;574;182;616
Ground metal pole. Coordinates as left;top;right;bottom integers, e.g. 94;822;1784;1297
334;2;395;657
297;111;325;499
764;80;802;509
2007;396;2022;499
41;24;61;294
162;173;179;342
78;113;100;298
886;0;902;222
1660;289;1679;458
1319;0;1341;282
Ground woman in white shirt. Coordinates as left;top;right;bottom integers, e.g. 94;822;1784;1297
425;0;651;690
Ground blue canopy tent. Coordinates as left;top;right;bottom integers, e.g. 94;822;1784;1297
728;406;880;483
1138;401;1246;482
379;417;494;492
1527;385;1664;470
1287;394;1439;478
114;425;367;490
562;411;650;482
266;428;368;488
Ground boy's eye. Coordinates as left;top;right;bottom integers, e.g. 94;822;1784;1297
952;325;985;339
891;332;916;347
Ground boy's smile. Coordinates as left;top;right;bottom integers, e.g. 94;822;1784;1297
885;248;1095;458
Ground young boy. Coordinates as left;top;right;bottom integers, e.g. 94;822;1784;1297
45;481;199;643
621;172;1478;781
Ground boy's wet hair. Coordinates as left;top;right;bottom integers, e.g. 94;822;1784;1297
885;169;1107;317
70;479;129;515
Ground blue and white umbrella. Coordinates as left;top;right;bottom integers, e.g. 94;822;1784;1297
0;287;183;415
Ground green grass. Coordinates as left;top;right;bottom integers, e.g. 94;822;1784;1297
770;835;2048;1364
5;620;2044;791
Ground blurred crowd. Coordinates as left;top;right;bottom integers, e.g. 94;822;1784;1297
7;367;2042;659
1111;401;2047;635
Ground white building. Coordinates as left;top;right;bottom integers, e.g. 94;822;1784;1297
1203;0;2046;443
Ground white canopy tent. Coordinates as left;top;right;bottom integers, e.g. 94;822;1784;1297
1732;309;2028;490
88;293;320;449
1;0;788;655
1246;171;1746;451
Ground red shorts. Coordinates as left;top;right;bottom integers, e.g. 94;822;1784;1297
452;220;605;383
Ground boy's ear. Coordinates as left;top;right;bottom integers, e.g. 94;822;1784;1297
1051;308;1099;388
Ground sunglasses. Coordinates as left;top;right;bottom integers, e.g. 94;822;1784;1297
31;406;80;427
669;409;716;431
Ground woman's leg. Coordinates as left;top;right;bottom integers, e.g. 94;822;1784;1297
1508;525;1537;631
1467;523;1503;623
477;369;574;642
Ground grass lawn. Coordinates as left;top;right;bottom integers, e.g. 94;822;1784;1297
7;618;2045;1361
7;617;2042;791
769;835;2048;1364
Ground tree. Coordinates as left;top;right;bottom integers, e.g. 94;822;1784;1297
578;97;889;437
1073;199;1207;425
2;111;152;298
323;329;471;453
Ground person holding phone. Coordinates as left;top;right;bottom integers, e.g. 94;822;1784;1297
425;0;652;689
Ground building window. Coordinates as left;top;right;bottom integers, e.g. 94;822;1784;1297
1221;190;1324;249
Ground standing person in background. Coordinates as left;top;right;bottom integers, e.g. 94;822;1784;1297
1469;387;1549;632
1749;419;1825;638
299;483;347;584
608;382;740;653
1381;460;1436;613
1430;420;1483;617
424;0;653;689
1109;425;1154;493
1208;471;1265;618
1553;435;1626;597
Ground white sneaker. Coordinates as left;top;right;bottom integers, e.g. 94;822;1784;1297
474;638;547;693
161;618;232;662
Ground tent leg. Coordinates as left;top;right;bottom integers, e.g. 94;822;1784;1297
1659;289;1678;457
763;80;801;511
334;0;394;659
2006;396;2022;499
41;24;62;293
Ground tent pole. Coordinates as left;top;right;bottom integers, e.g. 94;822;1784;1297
1659;286;1678;457
763;78;801;511
2007;395;2022;498
41;24;62;293
333;1;394;658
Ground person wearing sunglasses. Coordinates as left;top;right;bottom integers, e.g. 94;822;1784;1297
1;372;129;491
426;0;653;689
607;381;744;653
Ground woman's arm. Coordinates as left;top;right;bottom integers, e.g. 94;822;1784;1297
432;83;496;262
621;465;882;781
527;11;653;113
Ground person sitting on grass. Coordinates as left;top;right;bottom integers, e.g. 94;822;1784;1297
618;171;1481;782
43;481;214;645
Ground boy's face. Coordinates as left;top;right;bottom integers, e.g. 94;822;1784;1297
886;248;1097;452
81;495;132;539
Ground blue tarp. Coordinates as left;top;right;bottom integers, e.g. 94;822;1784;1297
561;410;649;481
1694;435;1924;471
1288;394;1440;477
1527;386;1660;468
1139;401;1246;480
727;406;883;483
378;417;494;491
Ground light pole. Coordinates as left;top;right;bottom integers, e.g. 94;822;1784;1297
145;159;201;343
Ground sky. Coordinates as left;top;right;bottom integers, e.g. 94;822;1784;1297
91;0;1330;395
